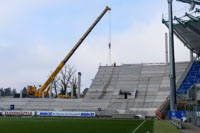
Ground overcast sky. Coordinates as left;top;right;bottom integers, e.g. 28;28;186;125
0;0;197;92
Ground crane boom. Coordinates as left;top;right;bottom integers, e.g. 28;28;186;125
35;6;111;97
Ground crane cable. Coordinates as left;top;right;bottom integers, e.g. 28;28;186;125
108;11;112;66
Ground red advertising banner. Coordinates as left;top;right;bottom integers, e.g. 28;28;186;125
5;111;32;116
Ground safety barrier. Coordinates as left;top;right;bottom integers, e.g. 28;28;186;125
171;117;182;129
0;110;95;117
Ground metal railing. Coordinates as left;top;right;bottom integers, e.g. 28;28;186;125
171;117;182;129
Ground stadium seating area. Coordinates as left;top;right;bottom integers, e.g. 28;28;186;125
177;62;200;95
0;62;190;117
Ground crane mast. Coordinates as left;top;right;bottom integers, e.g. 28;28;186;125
35;6;111;97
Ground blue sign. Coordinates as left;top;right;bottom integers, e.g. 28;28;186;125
81;112;95;117
169;111;186;120
39;112;52;116
98;108;102;111
10;105;14;110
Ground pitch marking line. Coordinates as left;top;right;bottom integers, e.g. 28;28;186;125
132;120;146;133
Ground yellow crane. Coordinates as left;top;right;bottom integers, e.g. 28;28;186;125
27;6;111;97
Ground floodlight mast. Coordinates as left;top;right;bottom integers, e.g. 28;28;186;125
168;0;177;111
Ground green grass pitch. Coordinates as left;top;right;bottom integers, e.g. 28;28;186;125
0;118;181;133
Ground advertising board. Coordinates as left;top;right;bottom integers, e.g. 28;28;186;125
81;112;95;117
39;111;53;116
5;111;32;116
52;112;81;116
196;112;200;117
168;111;186;120
38;111;95;117
1;110;95;117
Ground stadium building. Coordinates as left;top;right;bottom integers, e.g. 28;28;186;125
1;0;200;132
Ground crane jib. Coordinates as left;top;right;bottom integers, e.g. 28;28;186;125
37;6;111;96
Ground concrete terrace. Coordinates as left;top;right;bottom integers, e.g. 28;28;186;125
0;61;190;117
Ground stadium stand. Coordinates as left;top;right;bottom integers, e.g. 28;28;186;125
0;62;189;117
177;62;200;95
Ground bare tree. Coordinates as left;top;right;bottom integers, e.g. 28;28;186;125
70;75;78;98
47;71;60;98
51;76;60;97
58;65;76;95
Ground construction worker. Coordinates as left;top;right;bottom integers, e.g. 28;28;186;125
114;62;116;67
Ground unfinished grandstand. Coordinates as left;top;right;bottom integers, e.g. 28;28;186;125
0;61;190;117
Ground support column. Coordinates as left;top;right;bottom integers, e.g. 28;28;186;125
42;91;45;98
190;50;193;62
71;83;74;99
78;72;81;98
165;33;169;65
65;86;68;98
50;81;53;98
20;90;23;99
168;0;176;111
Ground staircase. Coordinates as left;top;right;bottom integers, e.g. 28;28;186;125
156;96;170;119
98;67;115;99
